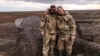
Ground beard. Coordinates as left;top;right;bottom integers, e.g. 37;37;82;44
49;10;56;15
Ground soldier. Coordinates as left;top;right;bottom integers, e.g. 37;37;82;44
56;6;76;56
40;5;57;56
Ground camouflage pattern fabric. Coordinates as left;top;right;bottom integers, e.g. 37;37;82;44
56;14;76;56
40;14;57;56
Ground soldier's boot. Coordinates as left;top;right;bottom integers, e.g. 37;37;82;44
58;50;63;56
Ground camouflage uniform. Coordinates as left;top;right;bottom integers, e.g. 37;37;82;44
40;14;57;56
57;15;76;56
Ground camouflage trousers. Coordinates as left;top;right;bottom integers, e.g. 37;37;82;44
57;34;74;56
43;33;56;56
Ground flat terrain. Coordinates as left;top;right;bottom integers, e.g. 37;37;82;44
0;11;42;24
0;10;100;24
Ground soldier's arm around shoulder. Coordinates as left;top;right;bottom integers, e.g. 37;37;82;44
67;15;76;36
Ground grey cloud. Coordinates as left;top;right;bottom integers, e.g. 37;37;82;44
15;0;100;4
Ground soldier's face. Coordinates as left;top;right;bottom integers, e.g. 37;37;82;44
49;7;56;13
57;8;64;15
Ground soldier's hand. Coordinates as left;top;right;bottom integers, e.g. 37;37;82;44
70;35;76;41
41;32;44;36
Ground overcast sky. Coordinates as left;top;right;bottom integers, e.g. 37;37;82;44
0;0;100;12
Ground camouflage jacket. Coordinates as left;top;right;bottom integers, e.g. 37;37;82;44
40;14;57;34
56;15;76;36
